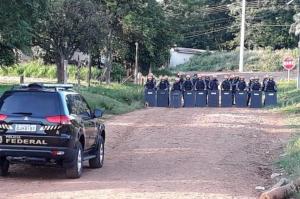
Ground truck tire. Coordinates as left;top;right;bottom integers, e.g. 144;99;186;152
66;142;83;179
89;136;104;168
0;158;9;176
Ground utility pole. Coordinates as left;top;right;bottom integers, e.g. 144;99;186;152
134;42;139;84
286;0;299;88
298;38;300;89
287;0;295;5
239;0;246;72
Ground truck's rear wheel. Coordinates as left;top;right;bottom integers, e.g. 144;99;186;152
66;142;83;179
0;158;9;176
89;137;104;168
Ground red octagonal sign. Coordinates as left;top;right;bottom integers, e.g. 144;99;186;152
283;57;295;70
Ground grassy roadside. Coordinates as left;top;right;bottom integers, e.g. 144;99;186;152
275;80;300;178
173;49;298;72
76;83;144;115
0;83;144;115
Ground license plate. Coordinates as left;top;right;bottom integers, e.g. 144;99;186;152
15;124;37;132
268;93;274;96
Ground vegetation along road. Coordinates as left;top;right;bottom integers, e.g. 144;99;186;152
0;107;290;199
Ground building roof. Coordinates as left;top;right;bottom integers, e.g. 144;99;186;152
172;47;208;55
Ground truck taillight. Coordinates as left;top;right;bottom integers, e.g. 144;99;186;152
46;115;71;125
0;114;7;121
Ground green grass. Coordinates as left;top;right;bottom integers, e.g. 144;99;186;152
0;83;144;115
278;115;300;177
276;81;300;178
76;83;144;115
0;60;127;82
175;49;298;72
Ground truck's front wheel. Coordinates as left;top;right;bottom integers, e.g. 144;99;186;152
89;136;104;168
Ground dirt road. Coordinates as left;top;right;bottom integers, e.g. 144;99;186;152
0;108;290;199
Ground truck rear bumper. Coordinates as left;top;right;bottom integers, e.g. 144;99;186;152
0;145;76;167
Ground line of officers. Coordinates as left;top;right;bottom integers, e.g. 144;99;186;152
145;73;277;93
144;73;277;107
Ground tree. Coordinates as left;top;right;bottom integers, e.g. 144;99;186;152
34;0;106;83
230;0;300;50
0;0;45;66
97;0;174;81
122;0;175;73
290;13;300;37
163;0;235;50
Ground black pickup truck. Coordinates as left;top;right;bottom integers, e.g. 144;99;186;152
0;83;105;178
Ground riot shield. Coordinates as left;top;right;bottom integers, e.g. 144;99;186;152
250;91;262;108
157;89;169;107
170;90;182;108
221;90;232;107
183;91;195;107
235;91;248;108
195;90;207;107
144;89;156;107
264;92;277;107
208;90;219;107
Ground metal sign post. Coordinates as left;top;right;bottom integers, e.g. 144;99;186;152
283;57;295;83
298;40;300;89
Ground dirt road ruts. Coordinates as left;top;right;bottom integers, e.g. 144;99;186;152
0;108;290;199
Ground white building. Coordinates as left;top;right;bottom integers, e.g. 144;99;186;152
169;47;207;68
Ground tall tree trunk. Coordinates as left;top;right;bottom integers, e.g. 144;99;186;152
105;28;113;84
87;54;91;87
56;54;65;83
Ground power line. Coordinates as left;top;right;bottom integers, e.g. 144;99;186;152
180;17;234;28
184;25;237;39
253;24;291;27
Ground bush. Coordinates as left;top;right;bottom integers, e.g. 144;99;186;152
111;63;126;82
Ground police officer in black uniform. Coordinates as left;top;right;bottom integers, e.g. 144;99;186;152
172;78;182;91
221;75;231;91
251;77;262;91
177;72;185;86
182;75;193;91
247;77;254;105
164;75;170;89
237;76;247;91
265;76;277;92
262;75;269;91
192;73;198;85
157;76;169;90
209;76;219;91
232;75;240;105
194;74;206;91
205;76;210;90
232;76;239;91
144;74;156;90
